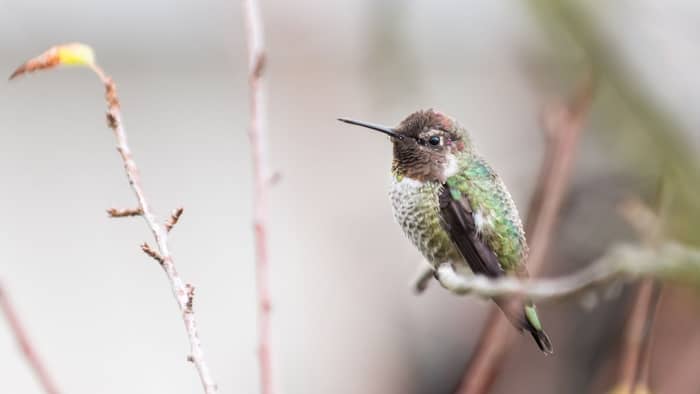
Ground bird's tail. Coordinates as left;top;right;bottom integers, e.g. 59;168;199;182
495;299;553;354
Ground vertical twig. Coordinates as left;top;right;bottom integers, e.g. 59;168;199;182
456;76;594;394
95;64;218;394
617;280;662;394
242;2;274;394
9;45;218;394
614;181;668;394
0;283;61;394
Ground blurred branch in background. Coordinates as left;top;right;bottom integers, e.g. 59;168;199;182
611;280;662;394
242;1;275;393
9;44;218;394
530;0;700;247
0;283;61;394
610;184;668;394
459;0;700;390
456;75;594;394
527;2;700;391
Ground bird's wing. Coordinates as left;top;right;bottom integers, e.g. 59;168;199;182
438;183;553;354
438;184;505;277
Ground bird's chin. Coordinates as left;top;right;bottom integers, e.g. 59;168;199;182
442;153;459;178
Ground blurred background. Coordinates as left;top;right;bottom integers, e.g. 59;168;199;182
2;0;700;393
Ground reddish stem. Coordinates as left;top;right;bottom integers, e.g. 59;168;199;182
242;1;274;393
0;283;61;394
617;280;662;393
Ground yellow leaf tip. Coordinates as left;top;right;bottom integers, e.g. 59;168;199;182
8;43;96;80
57;43;96;67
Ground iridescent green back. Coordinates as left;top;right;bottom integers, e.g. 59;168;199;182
446;154;528;271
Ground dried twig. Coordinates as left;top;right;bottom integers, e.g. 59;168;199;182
457;76;594;394
107;207;143;217
0;283;61;394
165;207;184;232
10;44;218;394
242;1;275;394
141;242;165;264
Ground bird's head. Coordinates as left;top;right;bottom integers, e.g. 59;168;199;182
338;109;470;182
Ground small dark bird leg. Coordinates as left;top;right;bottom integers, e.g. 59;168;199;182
412;264;435;294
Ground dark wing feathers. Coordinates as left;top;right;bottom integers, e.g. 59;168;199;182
438;185;504;277
438;184;554;354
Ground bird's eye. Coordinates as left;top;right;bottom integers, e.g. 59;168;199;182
428;136;441;146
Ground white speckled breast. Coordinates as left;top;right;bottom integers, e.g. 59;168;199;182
390;177;460;265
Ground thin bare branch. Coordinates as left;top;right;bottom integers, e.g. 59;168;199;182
434;242;699;301
0;283;61;394
93;64;218;394
165;207;184;232
9;46;68;80
107;207;143;217
457;76;595;394
10;46;218;394
140;242;165;264
242;1;274;393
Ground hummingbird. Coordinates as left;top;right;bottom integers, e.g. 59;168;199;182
338;109;553;353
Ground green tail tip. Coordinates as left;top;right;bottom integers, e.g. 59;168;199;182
525;305;554;354
530;329;554;354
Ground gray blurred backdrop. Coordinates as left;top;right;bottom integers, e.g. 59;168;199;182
2;1;700;393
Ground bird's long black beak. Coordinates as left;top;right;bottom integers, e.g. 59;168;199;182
337;117;404;140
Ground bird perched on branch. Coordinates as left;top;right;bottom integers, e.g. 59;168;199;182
338;109;553;353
